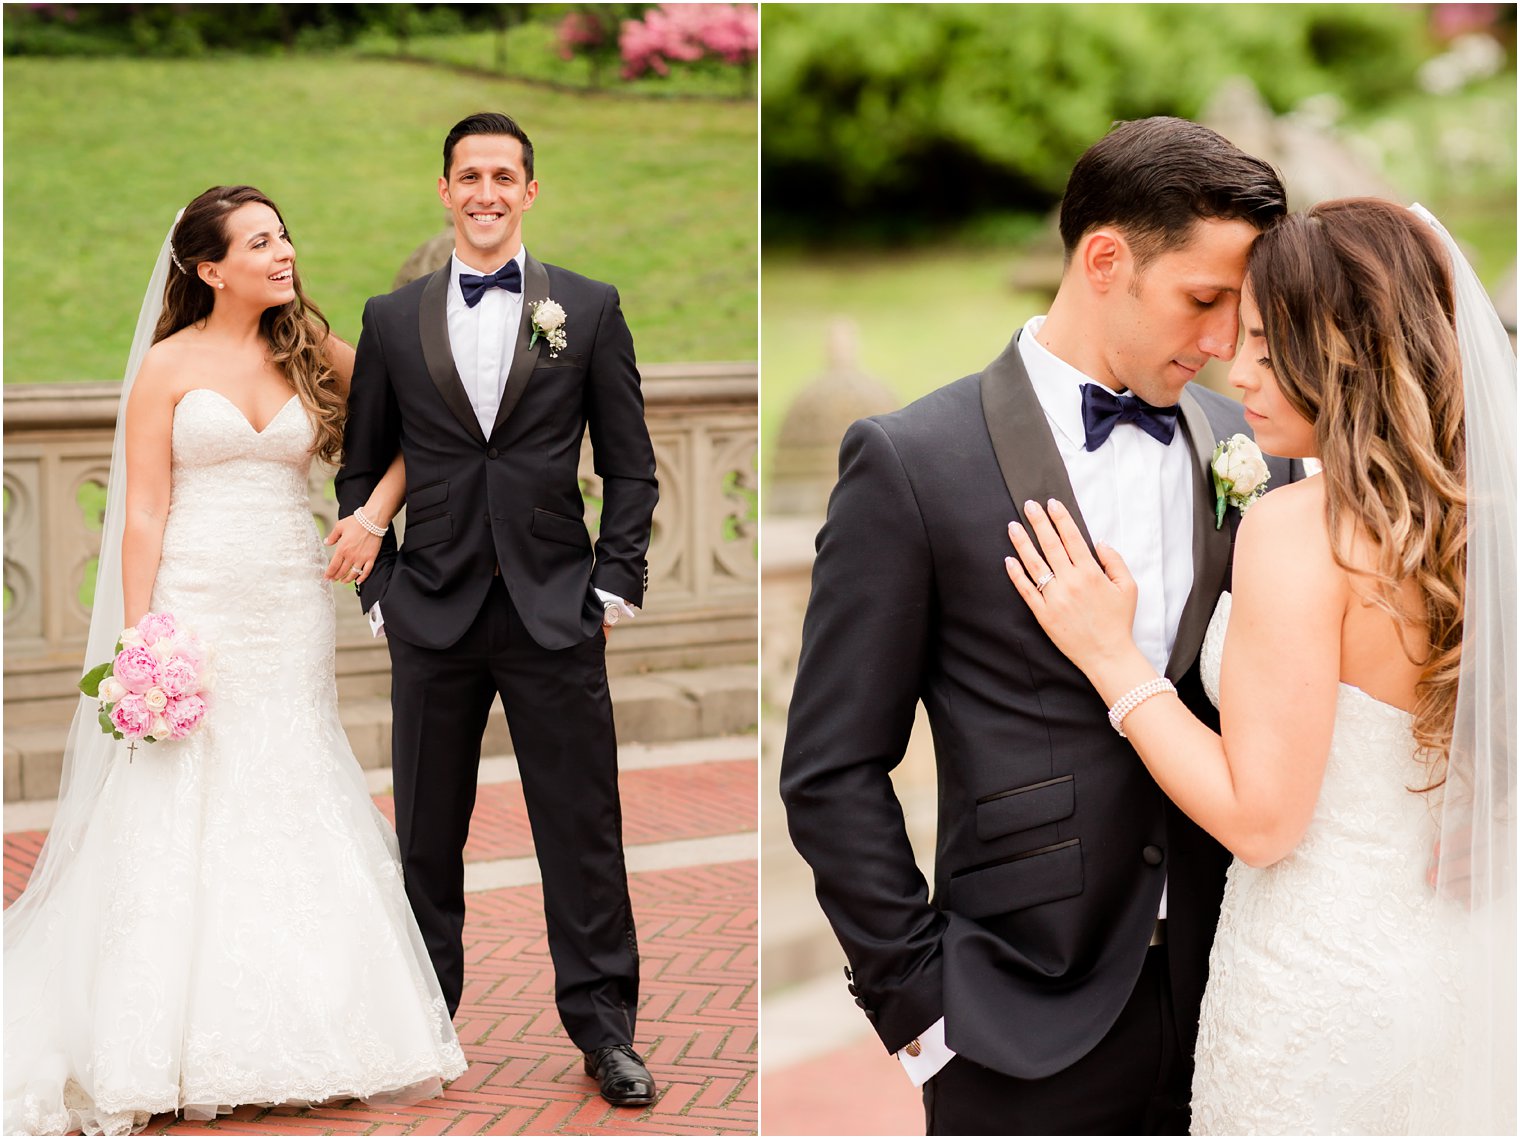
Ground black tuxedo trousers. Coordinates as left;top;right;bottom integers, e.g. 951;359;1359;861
386;577;637;1048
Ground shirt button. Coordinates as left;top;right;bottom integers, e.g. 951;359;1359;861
1142;844;1165;867
487;447;499;459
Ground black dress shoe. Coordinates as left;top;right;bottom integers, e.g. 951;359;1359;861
583;1043;657;1106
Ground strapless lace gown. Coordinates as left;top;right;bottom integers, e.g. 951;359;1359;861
1190;593;1466;1135
4;390;466;1136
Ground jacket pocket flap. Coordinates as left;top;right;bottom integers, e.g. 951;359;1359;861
401;512;451;551
531;507;591;549
534;351;586;369
407;479;448;515
944;840;1083;920
975;775;1075;841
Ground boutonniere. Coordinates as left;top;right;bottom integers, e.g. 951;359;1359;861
1211;433;1270;529
529;299;568;358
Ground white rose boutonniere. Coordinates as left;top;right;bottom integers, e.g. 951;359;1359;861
1211;433;1270;529
529;299;568;358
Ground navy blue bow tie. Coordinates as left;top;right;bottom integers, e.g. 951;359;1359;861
459;260;522;308
1080;384;1181;451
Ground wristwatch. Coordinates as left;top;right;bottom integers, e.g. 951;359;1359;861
602;601;622;627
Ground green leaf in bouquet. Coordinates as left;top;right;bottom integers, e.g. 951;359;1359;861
98;709;114;735
79;661;111;697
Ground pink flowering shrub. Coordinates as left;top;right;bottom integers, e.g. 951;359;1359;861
556;10;607;60
620;4;758;80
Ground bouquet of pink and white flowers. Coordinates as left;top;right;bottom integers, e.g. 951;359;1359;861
79;612;209;751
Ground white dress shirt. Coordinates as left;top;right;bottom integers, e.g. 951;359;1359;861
448;250;526;437
367;248;633;635
897;315;1195;1086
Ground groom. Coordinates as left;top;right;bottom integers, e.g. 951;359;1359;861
780;118;1292;1134
337;112;659;1105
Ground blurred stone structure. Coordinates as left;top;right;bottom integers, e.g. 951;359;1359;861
1202;76;1402;211
762;320;938;993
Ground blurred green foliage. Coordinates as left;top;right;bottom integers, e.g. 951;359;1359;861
762;3;1448;239
2;3;474;56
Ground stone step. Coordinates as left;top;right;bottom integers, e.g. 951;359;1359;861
3;663;757;804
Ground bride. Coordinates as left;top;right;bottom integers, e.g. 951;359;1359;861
4;186;466;1135
1005;199;1514;1134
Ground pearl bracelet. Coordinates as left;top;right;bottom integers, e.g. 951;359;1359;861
1107;677;1176;738
352;507;387;537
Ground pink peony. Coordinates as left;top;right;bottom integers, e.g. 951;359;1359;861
110;694;152;739
112;645;158;694
135;612;178;646
154;655;200;699
164;694;207;740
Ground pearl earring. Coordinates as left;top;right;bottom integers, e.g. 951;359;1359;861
216;283;224;290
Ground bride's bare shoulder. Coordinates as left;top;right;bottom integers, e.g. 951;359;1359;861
1237;474;1330;556
1232;473;1346;595
131;326;226;406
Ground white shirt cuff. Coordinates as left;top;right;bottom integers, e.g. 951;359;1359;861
594;589;639;621
367;600;385;638
897;1017;955;1087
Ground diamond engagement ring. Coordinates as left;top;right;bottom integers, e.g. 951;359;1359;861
1034;570;1056;593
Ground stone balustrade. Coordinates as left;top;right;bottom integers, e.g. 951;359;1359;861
3;363;757;800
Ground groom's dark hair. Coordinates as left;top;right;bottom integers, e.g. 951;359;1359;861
1059;117;1286;269
443;112;534;182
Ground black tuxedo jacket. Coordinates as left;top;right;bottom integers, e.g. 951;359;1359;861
780;333;1294;1080
336;253;658;652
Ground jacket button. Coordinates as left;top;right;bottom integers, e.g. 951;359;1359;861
487;447;499;459
904;1038;923;1057
1142;844;1165;867
853;996;868;1009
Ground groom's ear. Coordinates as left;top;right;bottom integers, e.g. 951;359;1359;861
1079;229;1128;295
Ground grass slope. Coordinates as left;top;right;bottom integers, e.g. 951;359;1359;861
4;55;757;382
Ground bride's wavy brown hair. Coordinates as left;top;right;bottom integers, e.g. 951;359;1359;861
154;185;345;464
1247;197;1466;787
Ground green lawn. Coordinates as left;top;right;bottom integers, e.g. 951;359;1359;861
4;55;756;383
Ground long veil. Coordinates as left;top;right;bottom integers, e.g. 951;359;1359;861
3;214;179;946
1410;204;1517;1134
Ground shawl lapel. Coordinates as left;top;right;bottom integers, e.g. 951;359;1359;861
1164;390;1232;681
980;333;1095;550
418;264;488;446
491;252;549;438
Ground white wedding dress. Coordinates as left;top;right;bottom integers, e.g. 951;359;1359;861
1190;592;1468;1135
4;389;466;1136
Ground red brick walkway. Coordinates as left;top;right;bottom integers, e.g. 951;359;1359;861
762;1034;922;1137
4;754;757;1135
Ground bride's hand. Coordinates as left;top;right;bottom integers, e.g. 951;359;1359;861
1005;499;1140;675
323;515;383;585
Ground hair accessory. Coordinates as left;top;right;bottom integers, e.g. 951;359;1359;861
1107;677;1176;737
168;241;187;276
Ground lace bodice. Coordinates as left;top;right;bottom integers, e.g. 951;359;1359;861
1191;593;1464;1134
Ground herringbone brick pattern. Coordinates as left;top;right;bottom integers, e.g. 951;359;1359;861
3;756;757;1135
365;760;757;864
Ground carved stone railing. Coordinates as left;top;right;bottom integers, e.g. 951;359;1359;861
3;363;756;798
